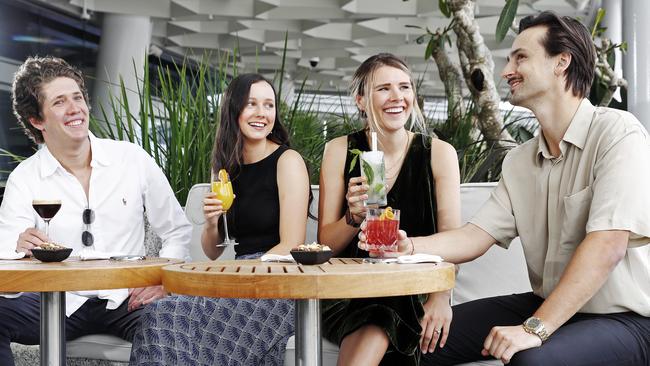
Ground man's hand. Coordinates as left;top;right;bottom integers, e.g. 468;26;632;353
481;325;542;364
128;285;167;312
420;291;452;354
17;227;49;255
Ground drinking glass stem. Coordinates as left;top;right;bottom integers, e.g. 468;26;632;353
223;212;231;242
44;219;50;238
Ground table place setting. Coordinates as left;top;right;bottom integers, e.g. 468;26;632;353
0;249;26;261
260;253;295;263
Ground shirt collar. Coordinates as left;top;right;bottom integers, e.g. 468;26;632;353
38;133;111;178
536;98;596;163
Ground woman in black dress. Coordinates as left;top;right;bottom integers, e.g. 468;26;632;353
318;53;461;365
130;73;310;365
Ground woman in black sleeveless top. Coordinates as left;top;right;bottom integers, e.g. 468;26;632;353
319;54;461;365
130;74;310;365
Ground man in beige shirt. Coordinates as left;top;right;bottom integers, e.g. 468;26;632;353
361;11;650;366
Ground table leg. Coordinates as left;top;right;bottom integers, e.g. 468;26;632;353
294;299;322;366
40;292;66;366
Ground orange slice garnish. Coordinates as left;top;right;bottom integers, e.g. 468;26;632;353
380;207;394;220
218;169;229;183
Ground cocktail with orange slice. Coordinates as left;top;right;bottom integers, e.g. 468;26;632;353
364;207;400;257
212;169;238;246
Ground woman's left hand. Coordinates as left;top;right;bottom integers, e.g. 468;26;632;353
420;291;452;354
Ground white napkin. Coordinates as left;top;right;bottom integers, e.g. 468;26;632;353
397;254;443;264
79;251;122;261
260;254;295;263
0;250;25;260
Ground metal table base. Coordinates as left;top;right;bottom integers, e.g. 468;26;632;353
40;292;66;366
294;299;322;366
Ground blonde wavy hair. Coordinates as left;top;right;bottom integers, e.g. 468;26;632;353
349;53;427;135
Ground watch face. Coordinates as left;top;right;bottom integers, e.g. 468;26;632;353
525;317;541;329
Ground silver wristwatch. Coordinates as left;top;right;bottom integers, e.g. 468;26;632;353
522;317;550;342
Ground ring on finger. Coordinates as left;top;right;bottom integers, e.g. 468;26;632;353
433;328;441;334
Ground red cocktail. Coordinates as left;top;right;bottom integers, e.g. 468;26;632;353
364;207;400;256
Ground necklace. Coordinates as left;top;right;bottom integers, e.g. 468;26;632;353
383;131;411;183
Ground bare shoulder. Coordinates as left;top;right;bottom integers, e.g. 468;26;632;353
277;148;307;170
324;135;348;157
431;137;456;154
429;137;458;160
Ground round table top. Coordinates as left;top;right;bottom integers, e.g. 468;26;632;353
0;257;182;292
163;258;455;299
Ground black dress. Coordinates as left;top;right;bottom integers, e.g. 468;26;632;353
229;144;288;257
322;130;438;365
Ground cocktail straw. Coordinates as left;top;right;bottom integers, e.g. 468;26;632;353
371;131;377;151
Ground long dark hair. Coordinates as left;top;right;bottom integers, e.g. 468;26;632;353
211;73;290;178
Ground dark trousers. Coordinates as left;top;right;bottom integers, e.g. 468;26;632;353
422;292;650;366
0;292;143;366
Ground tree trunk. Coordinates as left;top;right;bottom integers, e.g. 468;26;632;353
431;41;465;129
595;38;628;107
449;0;516;149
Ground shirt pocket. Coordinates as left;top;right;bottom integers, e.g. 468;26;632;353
560;186;593;249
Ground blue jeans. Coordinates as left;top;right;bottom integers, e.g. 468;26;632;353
0;292;142;366
422;292;650;366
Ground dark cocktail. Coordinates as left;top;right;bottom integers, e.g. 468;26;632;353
32;199;62;238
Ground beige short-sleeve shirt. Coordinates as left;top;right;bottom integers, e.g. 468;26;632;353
470;99;650;316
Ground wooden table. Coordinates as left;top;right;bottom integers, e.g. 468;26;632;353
0;257;181;366
163;258;455;366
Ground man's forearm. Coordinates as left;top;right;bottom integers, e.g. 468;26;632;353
412;223;495;264
532;231;628;334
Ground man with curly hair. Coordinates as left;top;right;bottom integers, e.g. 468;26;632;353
0;56;192;365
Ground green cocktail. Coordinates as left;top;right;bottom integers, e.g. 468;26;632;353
360;150;387;206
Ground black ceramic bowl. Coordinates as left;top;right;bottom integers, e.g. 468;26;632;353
290;249;333;265
31;247;73;262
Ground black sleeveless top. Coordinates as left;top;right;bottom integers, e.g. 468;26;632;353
341;130;438;257
322;131;440;364
228;145;289;257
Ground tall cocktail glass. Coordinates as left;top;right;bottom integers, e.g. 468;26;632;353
211;179;238;247
360;151;387;207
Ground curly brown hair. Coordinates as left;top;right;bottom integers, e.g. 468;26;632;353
11;56;89;144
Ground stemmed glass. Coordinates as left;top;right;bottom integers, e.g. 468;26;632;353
32;199;62;240
211;179;238;247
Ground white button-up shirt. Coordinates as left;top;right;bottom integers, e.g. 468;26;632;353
0;134;192;315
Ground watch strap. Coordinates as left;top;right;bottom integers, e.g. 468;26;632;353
523;317;550;342
345;207;360;228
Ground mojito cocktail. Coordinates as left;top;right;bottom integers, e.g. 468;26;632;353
360;150;387;206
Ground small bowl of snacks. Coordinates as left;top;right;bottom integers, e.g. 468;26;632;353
31;243;73;262
290;243;333;265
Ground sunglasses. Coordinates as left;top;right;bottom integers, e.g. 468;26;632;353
82;208;94;247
